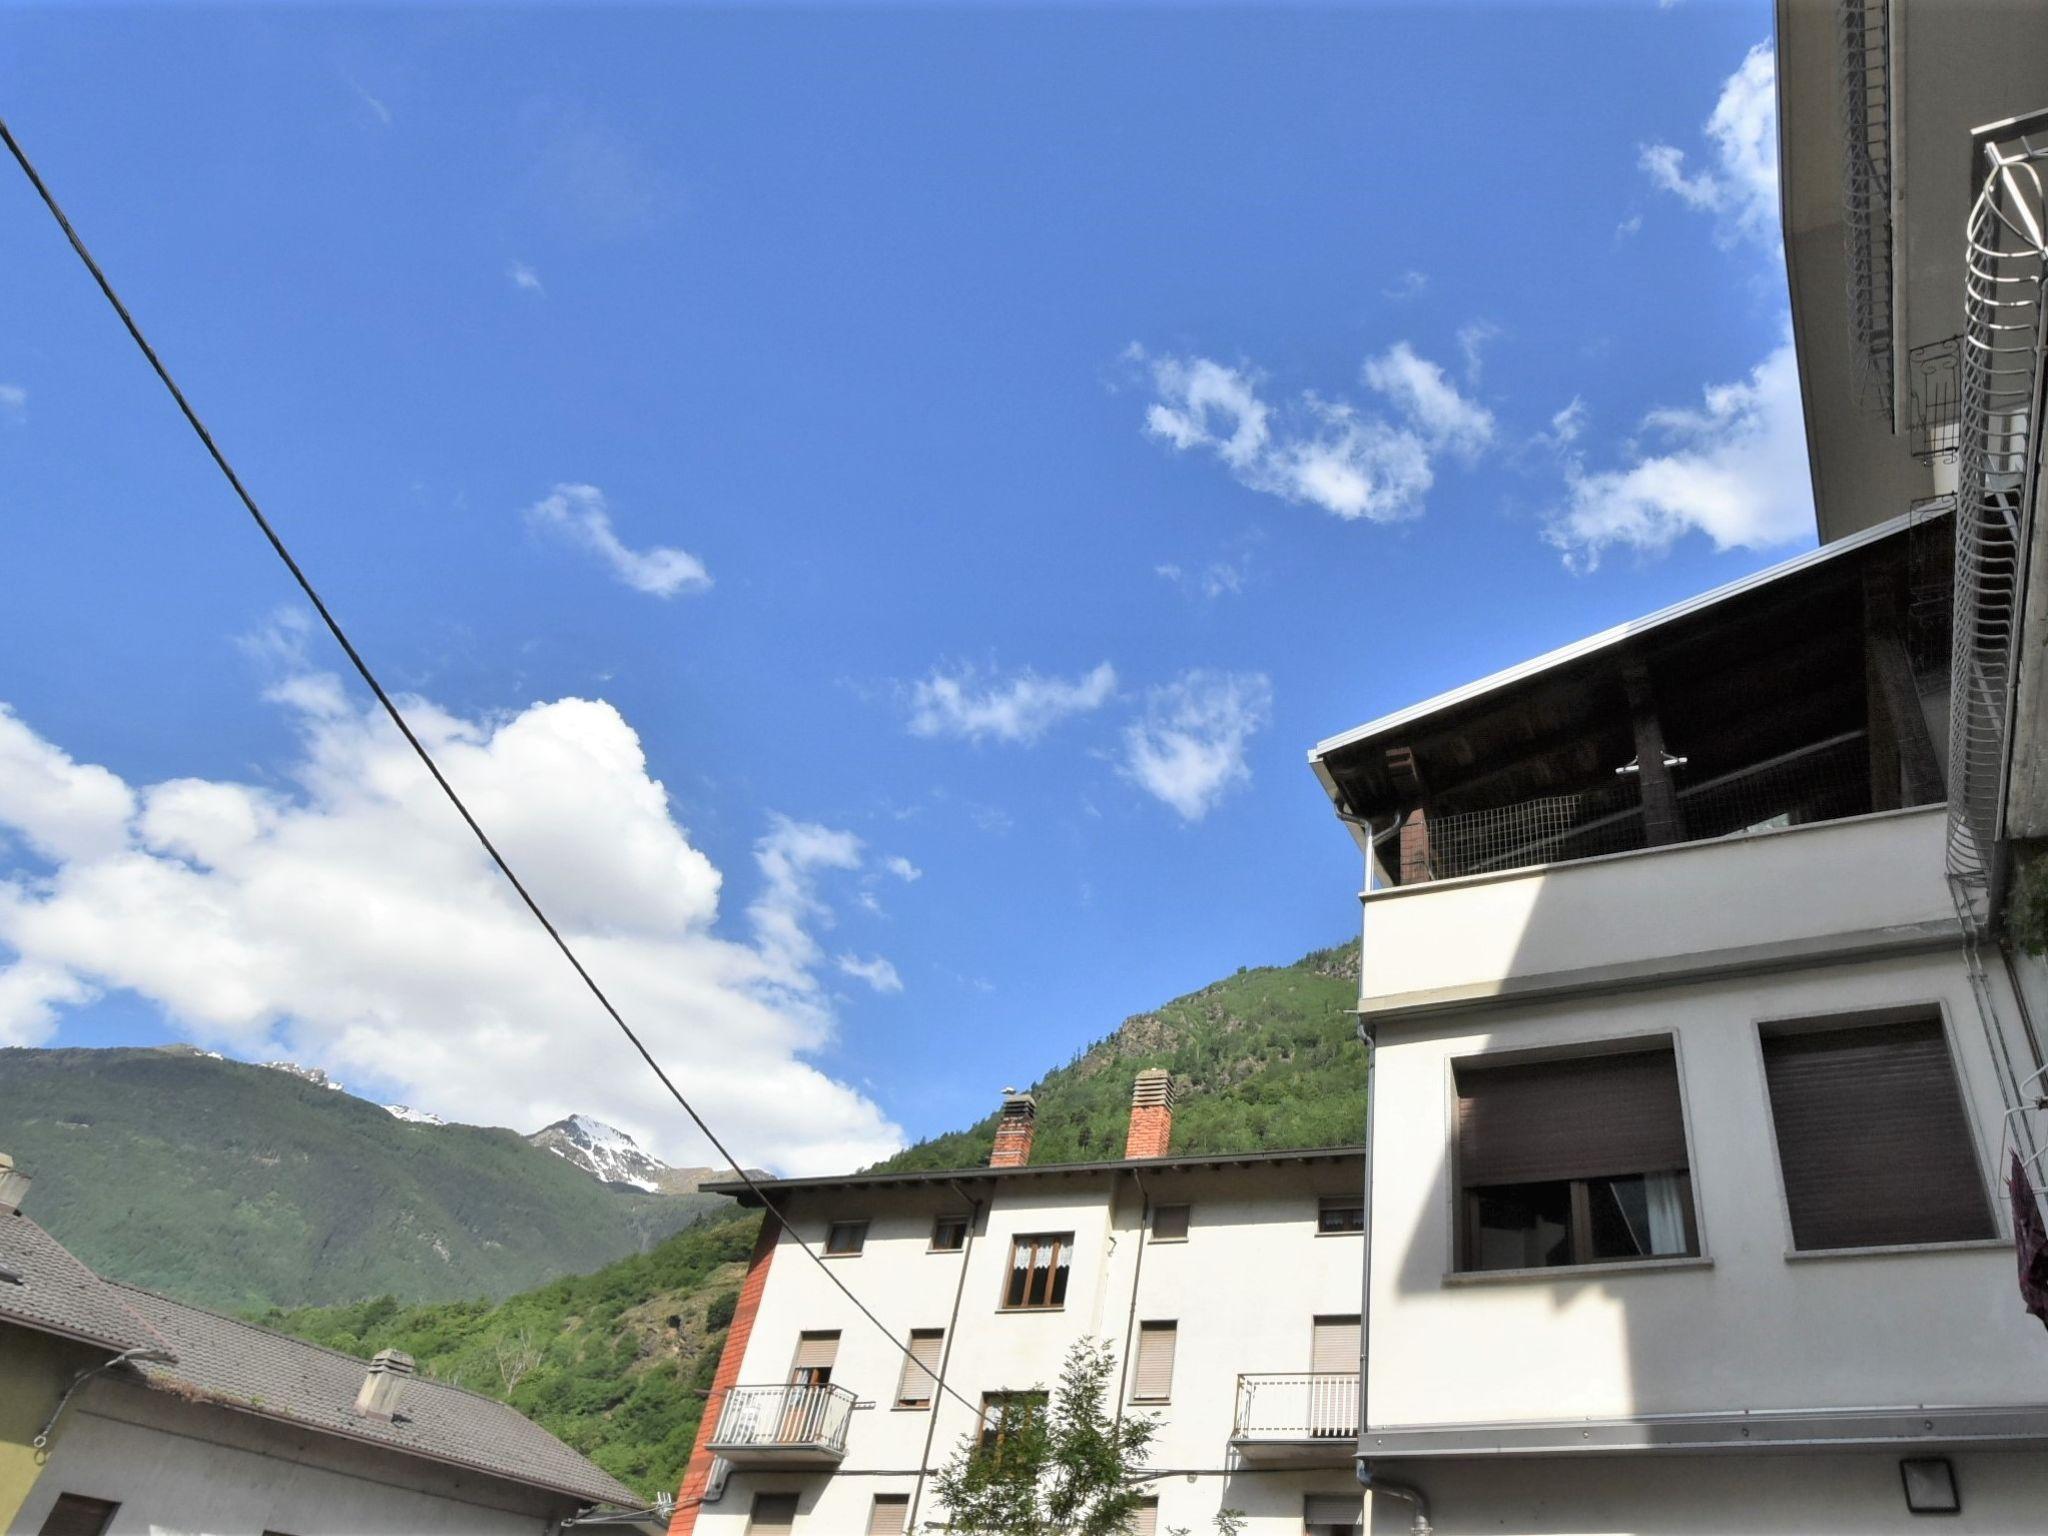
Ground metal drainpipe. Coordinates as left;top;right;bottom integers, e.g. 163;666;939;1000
33;1346;176;1449
1340;810;1428;1533
904;1180;983;1534
1112;1165;1151;1428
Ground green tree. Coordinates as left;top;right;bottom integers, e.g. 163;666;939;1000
929;1338;1241;1536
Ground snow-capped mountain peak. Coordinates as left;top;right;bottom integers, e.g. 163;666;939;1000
527;1114;669;1193
384;1104;445;1125
259;1060;346;1093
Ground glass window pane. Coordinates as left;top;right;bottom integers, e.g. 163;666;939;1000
1469;1182;1573;1269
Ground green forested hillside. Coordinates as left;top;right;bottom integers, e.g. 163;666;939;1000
256;1209;762;1498
877;941;1364;1171
0;1046;727;1312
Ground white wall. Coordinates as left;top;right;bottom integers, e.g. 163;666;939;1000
1366;950;2034;1429
10;1384;566;1536
1359;808;1953;1005
694;1159;1368;1535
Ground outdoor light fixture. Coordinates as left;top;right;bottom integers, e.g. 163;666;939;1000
1899;1457;1961;1516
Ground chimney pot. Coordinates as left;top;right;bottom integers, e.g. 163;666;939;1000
0;1154;29;1216
352;1348;417;1420
989;1090;1038;1168
1124;1070;1175;1160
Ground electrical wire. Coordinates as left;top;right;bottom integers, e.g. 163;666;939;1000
0;113;984;1419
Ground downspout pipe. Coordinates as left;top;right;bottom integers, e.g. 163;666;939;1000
33;1346;176;1449
1356;1463;1433;1535
1113;1165;1151;1428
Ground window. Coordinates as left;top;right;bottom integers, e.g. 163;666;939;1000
1762;1011;1996;1251
825;1220;868;1256
38;1498;119;1536
1132;1498;1159;1536
1310;1315;1360;1374
789;1330;840;1385
1131;1320;1177;1402
747;1493;799;1535
930;1213;969;1251
1317;1196;1365;1234
1454;1043;1698;1272
1151;1203;1190;1241
977;1390;1047;1455
895;1328;944;1408
866;1494;910;1535
1002;1232;1072;1309
1304;1492;1364;1535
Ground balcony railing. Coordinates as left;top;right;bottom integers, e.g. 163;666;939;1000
1232;1373;1361;1443
706;1382;855;1464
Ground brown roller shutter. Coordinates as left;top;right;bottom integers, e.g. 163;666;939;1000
37;1497;120;1536
748;1494;799;1535
1310;1315;1360;1375
896;1328;943;1407
1132;1321;1177;1401
866;1495;909;1535
791;1330;840;1373
1131;1499;1159;1536
1762;1015;1995;1250
1456;1047;1688;1187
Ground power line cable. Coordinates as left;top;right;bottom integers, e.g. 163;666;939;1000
0;114;984;1419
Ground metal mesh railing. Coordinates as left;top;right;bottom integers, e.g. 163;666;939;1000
1233;1373;1360;1440
1840;0;1895;415
1411;732;1883;884
1909;338;1962;460
1949;116;2048;937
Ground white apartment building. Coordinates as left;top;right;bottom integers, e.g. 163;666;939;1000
672;1078;1376;1536
1300;6;2048;1531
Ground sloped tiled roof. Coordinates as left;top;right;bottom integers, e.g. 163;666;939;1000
0;1209;164;1354
108;1282;639;1507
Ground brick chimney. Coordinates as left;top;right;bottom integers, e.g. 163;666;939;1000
352;1349;416;1420
989;1089;1037;1168
1124;1069;1175;1160
0;1154;28;1215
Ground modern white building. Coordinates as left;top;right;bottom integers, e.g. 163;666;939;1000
672;1077;1376;1536
1301;6;2048;1530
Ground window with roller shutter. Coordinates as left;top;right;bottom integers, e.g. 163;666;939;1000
36;1497;119;1536
1453;1040;1699;1272
1151;1203;1190;1241
1131;1320;1177;1402
1304;1492;1364;1535
866;1494;910;1535
895;1327;944;1408
1761;1010;1995;1250
1131;1497;1159;1536
789;1330;839;1384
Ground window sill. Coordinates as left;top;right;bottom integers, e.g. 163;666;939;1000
820;1251;864;1259
892;1402;933;1412
1148;1236;1188;1245
1131;1398;1171;1407
927;1247;966;1256
996;1306;1066;1314
1443;1255;1712;1287
1785;1238;2009;1263
1316;1229;1366;1238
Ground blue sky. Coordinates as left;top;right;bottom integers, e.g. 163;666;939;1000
0;2;1807;1172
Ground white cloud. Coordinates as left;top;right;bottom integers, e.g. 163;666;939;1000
1640;41;1779;247
1156;558;1247;600
1119;670;1272;821
1382;269;1429;301
883;855;922;883
1133;343;1490;523
507;261;545;295
836;953;903;994
1545;338;1812;570
0;683;901;1175
907;662;1117;745
0;384;26;420
526;483;711;598
1361;342;1496;458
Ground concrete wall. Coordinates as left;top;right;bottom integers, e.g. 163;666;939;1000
1366;948;2032;1428
0;1325;106;1531
9;1380;573;1536
1359;807;1953;1006
692;1160;1368;1535
1366;1448;2048;1535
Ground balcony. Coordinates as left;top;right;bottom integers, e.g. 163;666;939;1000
1231;1373;1360;1463
704;1382;855;1466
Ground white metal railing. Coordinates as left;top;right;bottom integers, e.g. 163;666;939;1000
707;1382;856;1454
1232;1373;1361;1440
